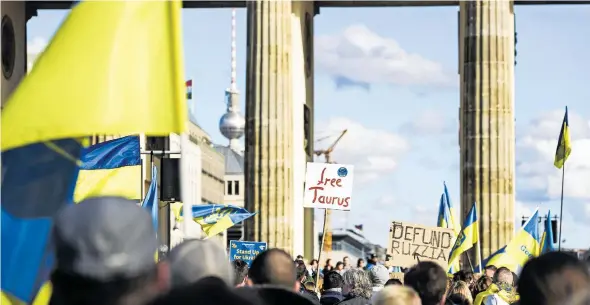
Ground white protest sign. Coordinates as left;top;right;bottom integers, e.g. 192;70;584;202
303;162;354;211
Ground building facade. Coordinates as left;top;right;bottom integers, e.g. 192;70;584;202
318;228;385;264
214;145;245;247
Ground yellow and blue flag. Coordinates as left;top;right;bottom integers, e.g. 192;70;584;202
142;164;159;233
474;246;507;273
437;183;461;273
75;136;141;202
1;1;186;302
554;107;572;169
488;209;540;271
540;211;555;254
188;205;256;237
448;202;479;268
1;140;83;304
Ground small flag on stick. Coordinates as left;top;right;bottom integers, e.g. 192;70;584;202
186;79;193;100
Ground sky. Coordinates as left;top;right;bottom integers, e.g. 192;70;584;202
26;4;590;250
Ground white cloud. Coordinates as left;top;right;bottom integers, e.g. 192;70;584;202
517;109;590;201
400;108;457;136
315;24;457;89
315;117;409;183
27;37;48;71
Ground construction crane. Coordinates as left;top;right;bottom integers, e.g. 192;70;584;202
314;129;347;254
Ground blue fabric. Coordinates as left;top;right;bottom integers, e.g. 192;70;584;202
1;139;83;302
142;165;158;233
79;135;140;170
189;204;255;224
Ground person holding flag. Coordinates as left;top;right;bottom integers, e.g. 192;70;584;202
554;106;572;251
448;202;481;273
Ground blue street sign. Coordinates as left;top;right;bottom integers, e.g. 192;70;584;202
229;240;267;266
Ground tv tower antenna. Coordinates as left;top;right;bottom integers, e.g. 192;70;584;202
218;8;245;152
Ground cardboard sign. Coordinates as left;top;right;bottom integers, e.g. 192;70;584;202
303;162;354;211
389;272;405;283
229;240;267;267
387;221;454;270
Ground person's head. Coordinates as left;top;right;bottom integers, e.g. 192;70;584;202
357;258;366;268
304;281;316;292
247;248;299;292
336;261;344;271
343;256;350;266
493;267;513;286
369;264;390;288
518;251;590;305
232;260;249;287
310;259;319;268
404;262;447;305
373;285;421;305
296;255;304;261
326;258;333;267
484;265;497;278
385;278;402;286
341;268;372;299
50;197;168;305
167;239;233;288
473;275;492;298
449;281;472;304
296;263;308;283
369;254;378;264
452;270;473;284
323;270;344;291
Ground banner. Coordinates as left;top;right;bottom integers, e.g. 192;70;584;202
303;162;354;211
387;221;454;270
229;240;267;267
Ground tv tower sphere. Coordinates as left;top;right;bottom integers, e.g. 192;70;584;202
219;110;245;140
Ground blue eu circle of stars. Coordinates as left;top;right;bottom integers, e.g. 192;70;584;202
337;167;348;177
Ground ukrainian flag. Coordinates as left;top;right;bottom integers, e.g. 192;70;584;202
474;246;508;273
142;164;159;233
1;140;83;304
437;183;461;273
540;211;555;254
448;202;479;268
488;209;540;271
554;107;572;169
75;136;141;203
177;204;256;238
1;0;187;302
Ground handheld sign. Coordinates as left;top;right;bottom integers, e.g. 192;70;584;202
229;240;267;267
387;221;454;270
303;162;354;211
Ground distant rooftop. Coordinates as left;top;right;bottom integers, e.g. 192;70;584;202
214;145;244;175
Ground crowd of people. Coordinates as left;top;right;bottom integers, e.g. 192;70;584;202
48;197;590;305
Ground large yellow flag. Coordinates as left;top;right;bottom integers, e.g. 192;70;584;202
1;0;187;151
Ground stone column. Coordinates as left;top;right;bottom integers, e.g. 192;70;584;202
244;0;294;253
459;0;516;260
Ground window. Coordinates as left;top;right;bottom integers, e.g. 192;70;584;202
332;241;343;251
226;181;233;195
234;180;240;195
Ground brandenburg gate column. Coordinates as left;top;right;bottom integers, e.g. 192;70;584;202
459;0;516;260
244;0;295;253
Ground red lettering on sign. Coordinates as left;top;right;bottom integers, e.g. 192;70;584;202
308;167;350;208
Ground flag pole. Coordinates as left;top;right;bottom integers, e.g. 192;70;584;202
558;162;565;251
180;132;194;239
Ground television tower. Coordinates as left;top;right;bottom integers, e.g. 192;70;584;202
218;8;245;152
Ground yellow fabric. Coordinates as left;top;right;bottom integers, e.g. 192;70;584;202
2;282;52;305
474;284;519;305
195;214;235;237
74;166;141;202
554;110;572;169
493;225;540;269
448;205;479;268
1;0;186;152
